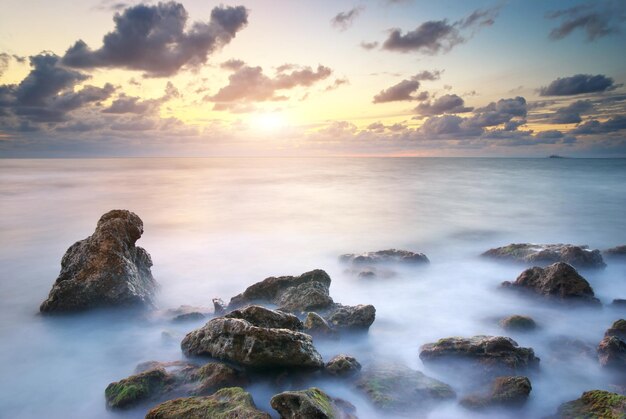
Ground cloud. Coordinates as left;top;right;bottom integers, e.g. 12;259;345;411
221;59;245;71
373;79;420;103
540;74;620;96
381;7;499;54
413;70;443;81
546;1;626;41
572;115;626;134
331;7;364;31
360;41;379;50
415;94;473;115
0;53;10;78
62;2;248;77
325;78;349;91
464;96;527;128
549;100;594;123
207;64;332;108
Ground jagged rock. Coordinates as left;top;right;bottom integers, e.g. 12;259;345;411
187;363;248;396
173;312;206;322
40;210;157;313
325;355;362;377
228;270;334;312
354;363;455;413
501;262;601;306
482;243;605;269
212;298;226;315
340;249;429;265
598;336;626;370
605;245;626;259
304;312;336;338
552;390;626;419
181;316;324;369
105;368;175;409
419;336;540;377
326;304;376;330
145;387;271;419
606;320;626;341
499;315;537;332
460;376;532;409
225;305;302;331
270;387;357;419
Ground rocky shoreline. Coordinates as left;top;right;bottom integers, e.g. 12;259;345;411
38;211;626;418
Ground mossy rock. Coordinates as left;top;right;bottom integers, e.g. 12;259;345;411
606;319;626;340
555;390;626;418
105;368;174;409
461;376;532;410
270;387;356;419
145;387;271;419
189;362;248;395
499;315;537;332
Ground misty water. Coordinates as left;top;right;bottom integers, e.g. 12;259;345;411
1;157;625;418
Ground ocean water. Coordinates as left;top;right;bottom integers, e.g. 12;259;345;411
0;157;625;418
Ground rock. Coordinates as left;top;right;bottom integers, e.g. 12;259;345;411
460;376;532;409
327;304;376;330
605;245;626;259
606;320;626;340
145;387;271;419
325;355;362;377
598;336;626;370
482;243;606;269
501;262;601;306
105;368;175;409
419;336;540;377
612;299;626;308
270;387;357;419
173;312;206;323
355;363;455;413
304;312;336;338
552;390;626;418
499;315;537;332
187;362;248;396
225;305;303;331
228;269;334;312
340;249;429;265
134;360;195;374
212;298;226;315
181;317;324;369
40;210;157;313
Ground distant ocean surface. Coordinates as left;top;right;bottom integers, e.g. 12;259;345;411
1;157;625;418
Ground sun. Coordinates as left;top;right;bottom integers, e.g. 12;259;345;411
250;112;287;132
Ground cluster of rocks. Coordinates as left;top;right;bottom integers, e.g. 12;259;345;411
482;243;606;269
340;248;428;279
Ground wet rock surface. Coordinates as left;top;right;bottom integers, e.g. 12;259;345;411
499;315;537;332
40;210;157;313
326;304;376;330
181;315;324;369
340;249;430;265
501;262;601;306
325;355;362;377
105;368;175;409
606;319;626;341
460;376;532;409
145;387;271;419
482;243;606;269
598;336;626;370
303;312;336;338
551;390;626;419
224;305;303;331
270;387;357;419
419;336;540;377
354;363;455;413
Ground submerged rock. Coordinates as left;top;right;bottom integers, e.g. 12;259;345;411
340;249;429;265
105;368;174;409
181;316;324;369
482;243;606;269
225;305;303;331
598;336;626;370
419;336;540;377
325;355;362;377
501;262;601;306
354;363;455;413
546;337;596;361
460;376;532;410
552;390;626;419
172;312;206;323
605;245;626;259
40;210;157;313
145;387;271;419
270;387;357;419
499;315;537;332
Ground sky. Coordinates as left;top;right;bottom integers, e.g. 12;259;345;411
0;0;625;157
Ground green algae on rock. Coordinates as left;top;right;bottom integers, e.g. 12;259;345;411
105;368;174;409
461;376;532;410
553;390;626;419
270;387;357;419
499;315;537;332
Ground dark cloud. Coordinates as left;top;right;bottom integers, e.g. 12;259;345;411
381;7;499;54
103;81;179;114
0;53;10;78
360;41;379;50
62;2;248;77
464;96;527;128
373;79;420;103
572;115;626;134
540;74;619;96
415;94;473;115
221;59;245;71
413;70;442;81
331;7;364;31
549;100;594;124
419;114;465;135
547;1;626;41
208;64;332;108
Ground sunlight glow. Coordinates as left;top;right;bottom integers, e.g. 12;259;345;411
250;112;288;132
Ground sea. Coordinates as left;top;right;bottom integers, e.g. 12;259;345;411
0;157;625;418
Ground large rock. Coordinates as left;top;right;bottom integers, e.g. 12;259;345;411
325;355;362;377
270;387;357;419
419;336;540;377
304;312;336;338
606;319;626;341
598;336;626;370
326;304;376;331
181;316;324;369
551;390;626;419
482;243;606;269
340;249;429;265
501;262;601;306
354;363;455;413
105;368;175;409
40;210;157;313
225;305;303;331
460;376;532;410
145;387;271;419
605;245;626;259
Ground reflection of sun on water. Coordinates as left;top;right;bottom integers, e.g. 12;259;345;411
250;113;287;132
